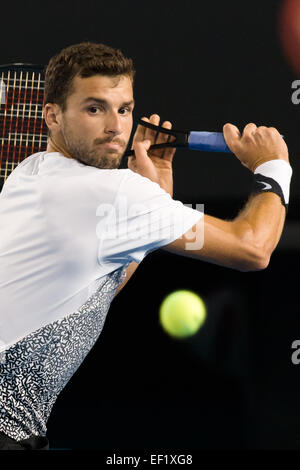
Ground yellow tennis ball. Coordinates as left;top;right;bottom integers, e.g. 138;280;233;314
159;290;206;339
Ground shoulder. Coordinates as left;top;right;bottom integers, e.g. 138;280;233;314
117;169;170;200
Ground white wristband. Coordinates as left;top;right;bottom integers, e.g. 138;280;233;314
254;160;292;205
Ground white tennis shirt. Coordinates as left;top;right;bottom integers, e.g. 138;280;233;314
0;151;203;353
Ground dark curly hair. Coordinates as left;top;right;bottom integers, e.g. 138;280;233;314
44;41;135;111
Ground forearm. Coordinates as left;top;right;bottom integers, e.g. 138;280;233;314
231;191;286;262
163;192;286;272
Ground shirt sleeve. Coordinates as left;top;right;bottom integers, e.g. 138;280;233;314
97;169;203;267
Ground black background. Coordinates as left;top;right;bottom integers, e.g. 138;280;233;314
1;0;300;450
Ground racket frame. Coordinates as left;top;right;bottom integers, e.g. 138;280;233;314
124;118;190;156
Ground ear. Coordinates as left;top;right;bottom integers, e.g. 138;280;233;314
44;103;63;134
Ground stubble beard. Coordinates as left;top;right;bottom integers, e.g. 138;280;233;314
62;122;125;169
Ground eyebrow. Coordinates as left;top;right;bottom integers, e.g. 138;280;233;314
81;97;135;107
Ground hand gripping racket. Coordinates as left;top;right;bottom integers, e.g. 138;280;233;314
0;63;48;187
124;118;284;157
124;117;232;157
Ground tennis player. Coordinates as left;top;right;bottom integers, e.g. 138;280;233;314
0;42;292;450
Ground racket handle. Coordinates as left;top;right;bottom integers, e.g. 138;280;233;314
188;132;232;153
188;131;285;153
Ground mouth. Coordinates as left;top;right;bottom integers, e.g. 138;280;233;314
102;142;122;149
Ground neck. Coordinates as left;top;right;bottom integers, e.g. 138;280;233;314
46;137;73;159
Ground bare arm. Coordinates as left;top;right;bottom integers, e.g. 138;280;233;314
117;119;290;287
114;261;140;297
163;191;285;271
163;123;290;271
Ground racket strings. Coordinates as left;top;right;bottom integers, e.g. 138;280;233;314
0;68;48;183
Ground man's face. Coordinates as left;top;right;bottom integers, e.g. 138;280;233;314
57;74;134;169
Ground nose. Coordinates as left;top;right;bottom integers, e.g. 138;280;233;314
104;111;122;136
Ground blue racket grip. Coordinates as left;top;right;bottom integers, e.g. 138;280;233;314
188;131;285;153
188;132;231;153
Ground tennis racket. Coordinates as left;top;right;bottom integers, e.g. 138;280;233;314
124;117;232;157
0;63;48;188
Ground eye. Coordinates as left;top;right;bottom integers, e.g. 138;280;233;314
88;106;100;114
119;107;132;115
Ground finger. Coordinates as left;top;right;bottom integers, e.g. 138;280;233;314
254;126;268;139
156;121;172;144
131;139;152;166
267;127;284;141
242;122;257;138
159;121;175;161
144;114;160;143
223;123;241;151
268;126;280;135
150;120;172;158
132;116;149;145
158;121;176;162
163;146;176;163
